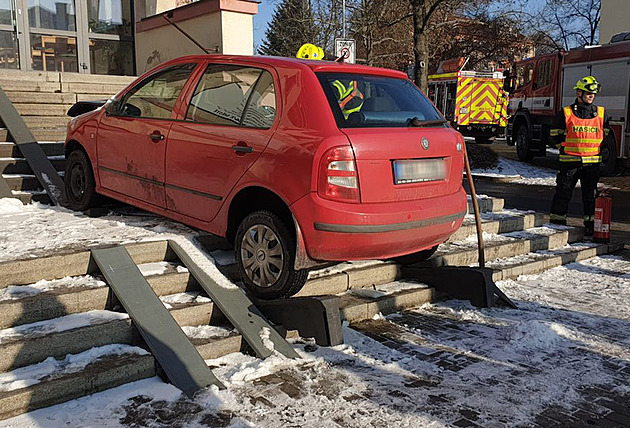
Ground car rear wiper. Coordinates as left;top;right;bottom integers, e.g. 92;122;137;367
407;117;448;127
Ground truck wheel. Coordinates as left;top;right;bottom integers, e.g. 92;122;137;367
599;132;618;177
391;245;439;265
235;210;308;299
515;124;533;161
64;150;99;211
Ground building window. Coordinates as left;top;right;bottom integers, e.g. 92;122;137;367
29;33;77;72
28;0;76;32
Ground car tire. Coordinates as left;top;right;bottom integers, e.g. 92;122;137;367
599;131;619;177
391;245;439;265
64;150;99;211
235;210;308;299
515;124;533;161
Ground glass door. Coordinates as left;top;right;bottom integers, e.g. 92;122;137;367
84;0;134;75
0;0;19;69
13;0;134;74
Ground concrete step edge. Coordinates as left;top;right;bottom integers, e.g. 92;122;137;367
0;269;201;329
447;212;545;243
0;302;219;373
491;241;626;282
0;240;171;288
0;351;155;421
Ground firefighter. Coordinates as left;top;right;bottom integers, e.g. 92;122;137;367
549;76;608;237
295;43;363;119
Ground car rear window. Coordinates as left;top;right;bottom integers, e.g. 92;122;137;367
317;73;445;128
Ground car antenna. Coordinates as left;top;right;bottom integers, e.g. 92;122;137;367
162;12;211;54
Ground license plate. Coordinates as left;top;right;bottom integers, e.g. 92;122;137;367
393;158;446;184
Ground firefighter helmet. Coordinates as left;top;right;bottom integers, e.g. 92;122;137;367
574;76;601;94
296;43;324;60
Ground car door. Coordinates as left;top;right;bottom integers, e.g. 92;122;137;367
96;63;197;207
165;63;278;222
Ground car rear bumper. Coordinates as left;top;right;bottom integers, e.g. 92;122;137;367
291;187;467;261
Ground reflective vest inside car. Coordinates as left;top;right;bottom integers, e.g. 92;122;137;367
561;105;605;163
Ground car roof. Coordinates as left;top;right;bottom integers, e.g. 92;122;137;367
162;54;409;79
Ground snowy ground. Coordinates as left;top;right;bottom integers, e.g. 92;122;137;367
472;156;560;186
0;191;629;427
0;253;628;428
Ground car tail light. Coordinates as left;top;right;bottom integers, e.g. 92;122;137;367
318;146;360;203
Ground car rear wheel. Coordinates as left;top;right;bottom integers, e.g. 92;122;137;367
235;210;308;299
515;124;533;161
391;245;439;265
64;150;98;211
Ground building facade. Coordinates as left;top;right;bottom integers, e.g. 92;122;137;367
600;0;630;44
0;0;257;77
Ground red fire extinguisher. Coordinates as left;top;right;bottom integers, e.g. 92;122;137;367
594;191;612;243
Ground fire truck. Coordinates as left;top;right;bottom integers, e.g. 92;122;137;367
506;33;630;176
428;58;509;144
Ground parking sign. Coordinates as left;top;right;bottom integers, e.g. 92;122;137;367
335;39;356;64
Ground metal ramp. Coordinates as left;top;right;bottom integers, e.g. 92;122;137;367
168;240;300;359
90;241;303;396
91;246;225;396
0;86;64;205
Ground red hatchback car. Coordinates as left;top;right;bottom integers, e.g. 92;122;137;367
64;55;467;298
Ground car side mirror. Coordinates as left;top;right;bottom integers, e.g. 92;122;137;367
104;99;121;115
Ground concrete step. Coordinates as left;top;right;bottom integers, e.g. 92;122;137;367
0;157;64;174
22;116;70;129
5;91;77;105
10;190;50;205
447;211;544;243
76;93;113;102
0;128;68;142
61;82;129;95
15;104;74;117
0;299;217;373
489;241;625;282
468;195;504;214
0;264;200;329
0;347;155;421
0;142;64;158
3;174;39;191
425;225;584;268
0;241;171;287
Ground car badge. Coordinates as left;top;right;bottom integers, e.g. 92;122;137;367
421;137;430;150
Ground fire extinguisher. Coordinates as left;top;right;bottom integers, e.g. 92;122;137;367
594;191;612;243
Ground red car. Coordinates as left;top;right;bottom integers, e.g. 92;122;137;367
64;55;467;299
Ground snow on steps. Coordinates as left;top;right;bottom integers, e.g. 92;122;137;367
0;197;624;419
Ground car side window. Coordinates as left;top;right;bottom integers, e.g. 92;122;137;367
121;63;196;119
241;70;276;128
186;64;276;128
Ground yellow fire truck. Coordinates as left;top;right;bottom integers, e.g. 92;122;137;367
428;60;509;144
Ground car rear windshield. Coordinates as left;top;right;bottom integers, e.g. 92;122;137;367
317;72;445;128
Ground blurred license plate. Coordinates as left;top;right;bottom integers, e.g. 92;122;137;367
393;158;446;184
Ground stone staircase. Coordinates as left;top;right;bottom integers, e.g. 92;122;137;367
0;196;623;420
0;71;133;204
0;141;65;204
0;70;133;142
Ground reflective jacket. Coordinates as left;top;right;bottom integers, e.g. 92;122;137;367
331;80;364;118
550;101;608;164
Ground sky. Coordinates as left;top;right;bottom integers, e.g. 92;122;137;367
253;0;277;51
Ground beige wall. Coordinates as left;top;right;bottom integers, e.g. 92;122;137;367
135;0;197;20
136;13;222;73
221;11;254;55
600;0;630;44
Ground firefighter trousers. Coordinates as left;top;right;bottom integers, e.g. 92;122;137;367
550;163;599;225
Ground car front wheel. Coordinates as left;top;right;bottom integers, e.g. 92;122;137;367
64;150;98;211
235;211;308;299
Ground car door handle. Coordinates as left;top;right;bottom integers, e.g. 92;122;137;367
231;144;254;154
150;131;165;142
